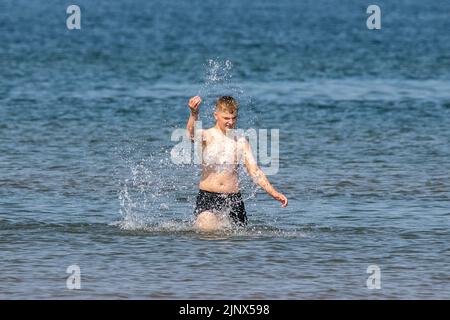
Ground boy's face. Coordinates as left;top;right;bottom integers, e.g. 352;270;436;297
214;110;237;131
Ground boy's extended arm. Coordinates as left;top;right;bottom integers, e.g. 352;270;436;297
242;139;288;207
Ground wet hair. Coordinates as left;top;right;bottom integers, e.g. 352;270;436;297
215;96;238;114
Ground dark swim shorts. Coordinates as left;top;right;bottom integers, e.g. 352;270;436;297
194;189;247;226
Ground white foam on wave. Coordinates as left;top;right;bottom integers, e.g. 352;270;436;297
110;218;308;239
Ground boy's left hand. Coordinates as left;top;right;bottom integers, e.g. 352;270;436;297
273;192;288;207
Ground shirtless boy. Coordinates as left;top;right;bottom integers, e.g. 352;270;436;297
186;95;288;231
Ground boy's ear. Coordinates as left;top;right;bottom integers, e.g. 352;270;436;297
213;111;218;121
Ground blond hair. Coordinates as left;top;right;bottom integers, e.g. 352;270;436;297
215;96;238;114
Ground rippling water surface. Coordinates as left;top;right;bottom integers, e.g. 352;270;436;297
1;0;449;299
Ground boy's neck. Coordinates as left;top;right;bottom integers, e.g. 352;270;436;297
214;124;227;135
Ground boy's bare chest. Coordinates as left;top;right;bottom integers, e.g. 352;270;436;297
203;138;238;165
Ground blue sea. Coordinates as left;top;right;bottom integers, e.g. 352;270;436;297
1;0;450;299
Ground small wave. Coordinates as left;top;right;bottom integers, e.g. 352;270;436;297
1;218;412;240
110;218;308;239
0;219;110;234
110;218;193;233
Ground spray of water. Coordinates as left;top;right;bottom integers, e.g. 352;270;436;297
115;141;197;231
114;59;269;235
196;59;257;129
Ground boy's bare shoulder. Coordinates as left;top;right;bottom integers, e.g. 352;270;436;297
201;127;216;142
203;127;215;134
236;135;249;145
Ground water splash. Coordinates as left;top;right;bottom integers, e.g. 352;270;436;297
116;139;198;230
202;59;233;84
196;58;257;128
115;59;264;232
111;218;308;239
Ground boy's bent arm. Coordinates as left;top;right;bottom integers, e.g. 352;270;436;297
242;139;288;207
186;96;202;141
186;110;199;141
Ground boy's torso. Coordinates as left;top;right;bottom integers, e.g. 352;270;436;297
198;127;243;193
